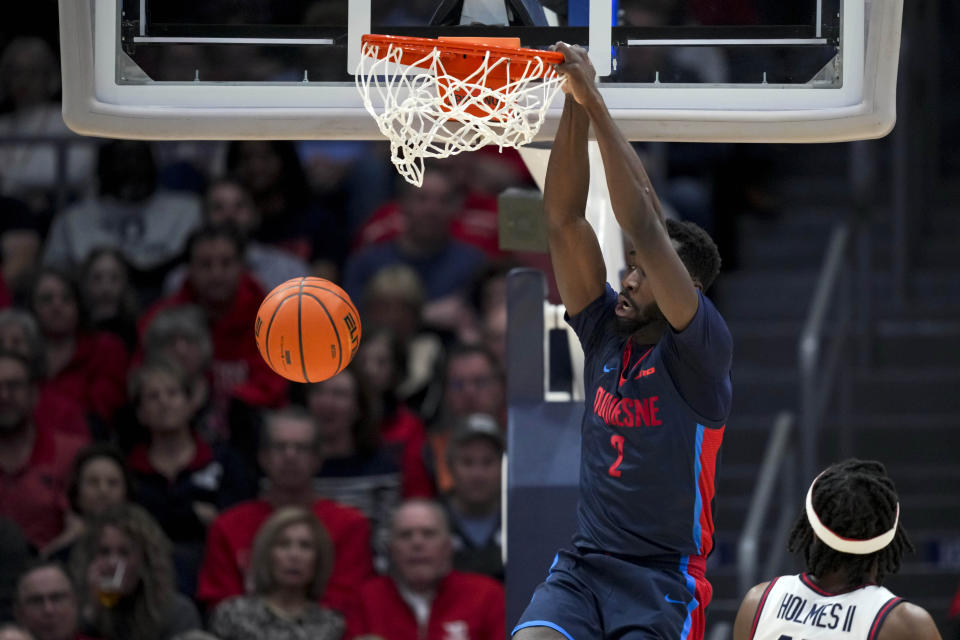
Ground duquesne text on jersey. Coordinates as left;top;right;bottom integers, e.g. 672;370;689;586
776;593;857;633
593;387;662;427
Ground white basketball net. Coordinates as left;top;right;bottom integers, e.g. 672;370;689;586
356;40;566;186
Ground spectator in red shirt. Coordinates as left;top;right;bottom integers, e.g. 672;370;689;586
196;406;374;618
353;499;505;640
0;350;87;552
353;149;533;258
26;268;130;429
139;224;288;433
13;561;98;640
0;309;89;440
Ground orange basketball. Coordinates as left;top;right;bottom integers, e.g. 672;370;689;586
254;277;362;383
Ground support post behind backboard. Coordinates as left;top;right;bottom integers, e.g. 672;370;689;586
517;142;626;286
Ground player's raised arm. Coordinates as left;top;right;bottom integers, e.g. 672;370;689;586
542;88;606;316
553;43;699;331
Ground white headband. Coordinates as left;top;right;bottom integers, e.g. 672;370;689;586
805;471;900;555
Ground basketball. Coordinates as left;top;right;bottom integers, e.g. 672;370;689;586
254;277;362;383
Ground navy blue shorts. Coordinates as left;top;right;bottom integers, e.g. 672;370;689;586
512;548;712;640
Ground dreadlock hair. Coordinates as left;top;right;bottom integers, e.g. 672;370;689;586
787;458;913;586
665;219;721;292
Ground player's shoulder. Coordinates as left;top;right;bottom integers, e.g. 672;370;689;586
732;580;778;640
742;580;774;611
687;290;731;335
876;600;942;640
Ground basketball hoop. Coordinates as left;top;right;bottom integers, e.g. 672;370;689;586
355;34;565;186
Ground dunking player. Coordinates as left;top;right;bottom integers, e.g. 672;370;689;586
512;44;732;640
733;459;942;640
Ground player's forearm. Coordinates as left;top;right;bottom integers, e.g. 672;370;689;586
581;92;667;245
543;95;590;229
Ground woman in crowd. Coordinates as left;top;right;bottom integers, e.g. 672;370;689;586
361;264;447;421
70;504;201;640
209;507;344;640
79;247;140;350
44;443;132;563
27;267;129;428
139;304;262;461
125;358;257;596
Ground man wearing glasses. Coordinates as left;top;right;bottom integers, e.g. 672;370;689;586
13;561;96;640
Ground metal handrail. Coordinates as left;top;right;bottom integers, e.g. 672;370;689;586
798;222;851;484
736;411;796;596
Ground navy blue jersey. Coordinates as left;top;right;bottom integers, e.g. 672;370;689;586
567;284;732;558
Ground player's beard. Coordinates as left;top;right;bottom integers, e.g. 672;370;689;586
612;300;668;341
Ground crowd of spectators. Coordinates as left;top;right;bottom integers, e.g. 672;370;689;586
0;29;523;640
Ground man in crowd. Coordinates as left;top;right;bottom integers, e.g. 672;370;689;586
196;407;374;618
163;178;309;294
13;562;93;640
0;351;86;553
354;499;504;640
428;344;506;493
343;168;488;332
441;414;504;581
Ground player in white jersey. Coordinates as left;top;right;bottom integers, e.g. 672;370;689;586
733;459;941;640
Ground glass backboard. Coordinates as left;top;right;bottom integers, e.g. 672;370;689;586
58;0;903;142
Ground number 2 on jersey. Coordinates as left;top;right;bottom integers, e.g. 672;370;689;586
609;435;625;477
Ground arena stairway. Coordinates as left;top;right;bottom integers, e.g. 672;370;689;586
703;143;960;635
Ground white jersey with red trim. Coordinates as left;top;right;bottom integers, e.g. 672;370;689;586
750;573;903;640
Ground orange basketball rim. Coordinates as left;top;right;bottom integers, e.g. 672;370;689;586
360;34;564;118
